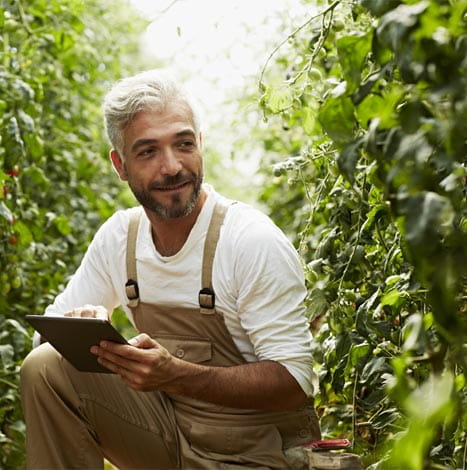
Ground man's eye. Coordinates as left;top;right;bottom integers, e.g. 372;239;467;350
138;148;156;157
178;141;195;148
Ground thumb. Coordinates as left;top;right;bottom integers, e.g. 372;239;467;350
128;333;155;349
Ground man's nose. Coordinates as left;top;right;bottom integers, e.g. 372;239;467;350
160;147;182;176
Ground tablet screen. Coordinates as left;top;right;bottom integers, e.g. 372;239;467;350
25;315;128;373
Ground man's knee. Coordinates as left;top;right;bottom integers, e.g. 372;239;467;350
20;343;62;390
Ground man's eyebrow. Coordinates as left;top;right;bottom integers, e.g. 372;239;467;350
174;129;196;139
130;129;197;153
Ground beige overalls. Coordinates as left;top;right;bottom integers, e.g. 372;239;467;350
20;201;320;469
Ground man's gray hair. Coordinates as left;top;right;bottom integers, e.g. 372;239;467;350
103;70;201;156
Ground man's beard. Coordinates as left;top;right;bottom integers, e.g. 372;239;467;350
126;169;203;219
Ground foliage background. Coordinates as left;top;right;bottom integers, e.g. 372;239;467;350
0;0;466;469
256;0;466;468
0;0;144;466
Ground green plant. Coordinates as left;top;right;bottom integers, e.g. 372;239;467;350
258;0;466;467
0;0;144;466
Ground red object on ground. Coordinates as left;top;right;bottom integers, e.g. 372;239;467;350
303;439;351;451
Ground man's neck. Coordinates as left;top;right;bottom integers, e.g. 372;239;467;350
146;189;208;257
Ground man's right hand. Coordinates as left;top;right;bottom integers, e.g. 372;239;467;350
39;305;109;345
64;304;109;320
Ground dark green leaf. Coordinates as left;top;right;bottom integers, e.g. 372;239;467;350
337;137;364;183
377;2;429;51
337;32;372;93
361;356;389;382
361;0;402;17
318;94;355;146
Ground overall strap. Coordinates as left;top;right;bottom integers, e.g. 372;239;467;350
125;200;232;312
125;207;142;308
199;200;232;315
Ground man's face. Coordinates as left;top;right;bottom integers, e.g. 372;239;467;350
112;104;203;219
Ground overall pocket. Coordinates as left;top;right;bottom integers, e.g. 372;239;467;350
153;335;213;364
186;421;290;469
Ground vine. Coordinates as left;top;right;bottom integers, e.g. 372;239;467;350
258;0;466;467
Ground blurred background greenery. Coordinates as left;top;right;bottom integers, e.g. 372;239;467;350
1;1;465;468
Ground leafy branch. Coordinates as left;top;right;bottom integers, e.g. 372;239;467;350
259;0;342;90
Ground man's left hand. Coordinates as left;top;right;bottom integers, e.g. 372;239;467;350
90;333;178;392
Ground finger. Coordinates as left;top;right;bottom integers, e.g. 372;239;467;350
94;346;139;372
95;349;153;388
96;355;127;375
93;305;109;320
64;308;82;317
64;305;109;319
82;304;108;319
128;333;156;348
98;341;150;364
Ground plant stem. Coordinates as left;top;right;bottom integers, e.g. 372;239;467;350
259;0;342;89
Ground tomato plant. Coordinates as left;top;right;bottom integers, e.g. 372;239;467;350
0;0;144;466
258;0;466;468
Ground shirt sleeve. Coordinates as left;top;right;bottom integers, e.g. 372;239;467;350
230;212;318;397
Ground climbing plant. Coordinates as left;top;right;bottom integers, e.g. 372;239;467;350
0;0;143;466
258;0;466;468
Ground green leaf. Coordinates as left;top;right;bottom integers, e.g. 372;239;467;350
380;289;402;307
0;345;14;368
4;117;25;167
352;63;392;105
402;192;455;246
377;2;430;51
23;166;50;191
361;204;390;232
302;106;318;136
337;137;364;183
5;319;30;337
361;356;388;382
398;100;431;134
17;110;35;133
337;32;372;92
361;0;401;17
53;214;72;236
307;288;329;319
14;221;33;247
264;85;293;113
357;85;402;129
349;342;371;368
318;94;355;146
23;133;44;160
0;202;13;223
401;313;424;351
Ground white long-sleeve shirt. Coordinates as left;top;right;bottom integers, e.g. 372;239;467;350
44;186;318;396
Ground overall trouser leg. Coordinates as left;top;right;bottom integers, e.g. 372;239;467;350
20;343;179;470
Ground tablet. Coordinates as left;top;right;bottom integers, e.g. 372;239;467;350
25;315;128;373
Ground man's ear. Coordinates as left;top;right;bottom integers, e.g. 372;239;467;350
198;132;203;149
109;150;127;181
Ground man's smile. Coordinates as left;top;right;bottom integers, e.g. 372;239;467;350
151;180;193;192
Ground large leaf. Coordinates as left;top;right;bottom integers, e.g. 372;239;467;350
402;192;455;247
377;2;429;51
337;32;372;93
318;93;355;146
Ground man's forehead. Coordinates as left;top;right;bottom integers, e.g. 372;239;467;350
122;108;199;153
130;104;195;129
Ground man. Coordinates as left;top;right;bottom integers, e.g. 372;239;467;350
20;70;321;469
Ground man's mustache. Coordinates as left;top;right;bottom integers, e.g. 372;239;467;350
148;173;196;190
